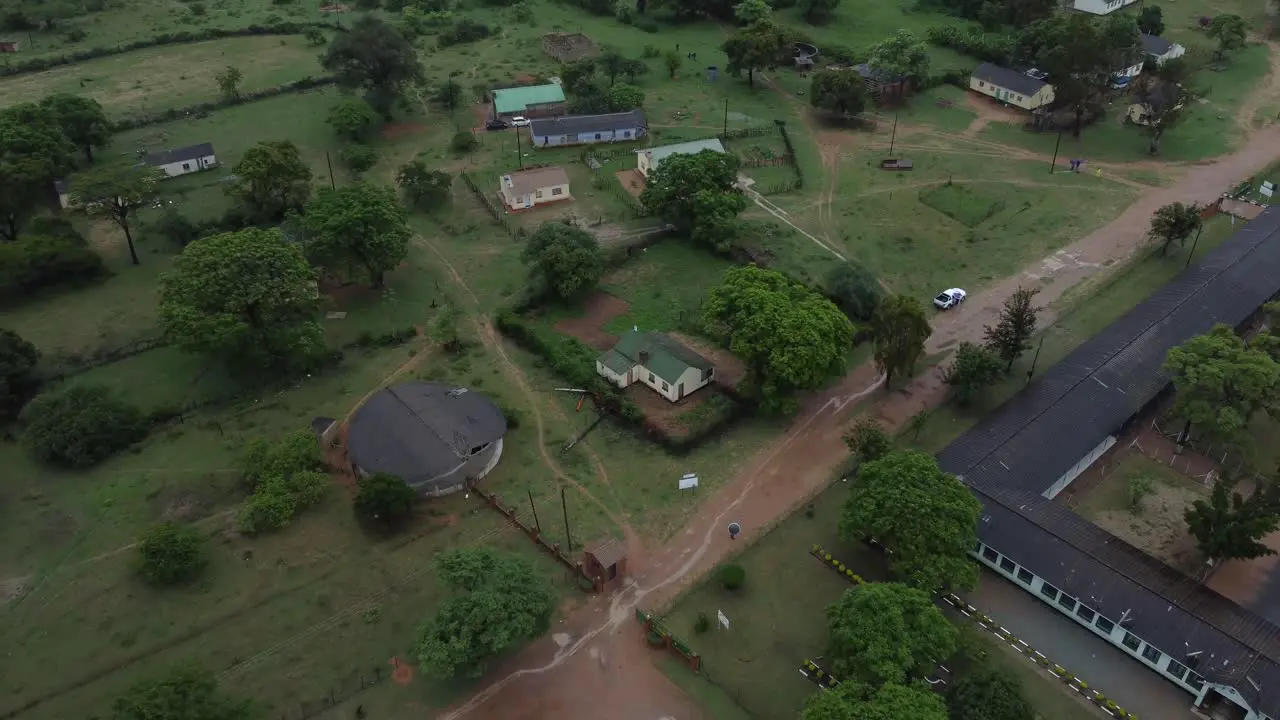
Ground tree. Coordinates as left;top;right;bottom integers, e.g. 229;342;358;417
868;30;930;83
432;76;465;110
947;667;1034;720
722;20;790;87
597;49;646;86
451;131;480;153
21;384;147;467
1147;202;1202;256
1137;5;1164;35
809;69;869;117
137;522;209;586
841;450;981;590
353;472;416;529
983;286;1039;371
215;65;243;100
844;416;891;465
159;228;326;373
608;83;645;111
1034;13;1138;137
39;93;109;164
0;105;74;241
1144;84;1195;155
396;159;452;210
871;295;932;388
303;182;411;288
639;150;747;251
415;548;555;678
719;563;746;590
825;263;880;322
942;342;1003;406
321;16;424;117
1185;476;1280;563
0;328;39;421
327;99;377;141
111;666;254;720
801;0;839;24
1164;324;1280;444
304;26;326;45
521;222;603;301
733;0;771;24
70;164;165;266
703;266;853;409
339;144;378;175
227;140;313;221
1208;14;1248;59
663;49;683;79
825;582;958;685
804;681;948;720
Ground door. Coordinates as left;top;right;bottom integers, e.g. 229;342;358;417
678;382;684;399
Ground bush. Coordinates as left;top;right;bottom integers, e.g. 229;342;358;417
237;490;298;534
451;131;480;153
0;234;106;302
21;384;147;467
438;18;490;46
340;144;378;174
237;430;328;534
925;25;1012;64
1128;474;1156;513
0;328;40;422
354;472;416;528
151;209;202;247
719;563;745;590
693;611;711;633
138;522;209;586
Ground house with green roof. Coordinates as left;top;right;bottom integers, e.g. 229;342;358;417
635;138;726;177
492;83;567;119
596;329;715;402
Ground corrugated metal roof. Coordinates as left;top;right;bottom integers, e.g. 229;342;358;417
639;138;725;165
142;142;214;166
530;110;647;137
972;63;1050;96
493;84;566;114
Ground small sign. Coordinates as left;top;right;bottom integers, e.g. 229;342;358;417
679;473;699;491
718;609;731;629
1262;182;1274;198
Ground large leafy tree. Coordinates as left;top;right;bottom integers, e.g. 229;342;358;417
639;150;747;252
803;681;947;720
868;30;930;83
21;384;147;468
841;450;981;591
1137;5;1164;35
326;99;377;141
825;262;881;322
870;294;931;388
826;582;958;685
1163;324;1280;444
396;159;452;211
0;328;40;421
1034;13;1139;137
521;221;604;301
1144;83;1194;156
801;0;840;24
732;0;771;24
1208;14;1248;60
303;182;411;288
215;65;243;100
137;522;209;586
321;16;425;117
111;665;254;720
942;342;1003;406
608;83;645;112
1185;476;1280;563
415;548;555;678
0;104;74;241
39;93;110;164
70;164;166;266
844;417;891;466
1147;202;1202;256
722;20;790;87
947;666;1034;720
983;286;1039;371
703;265;853;409
159;228;325;373
227;140;313;222
353;472;416;530
810;69;869;117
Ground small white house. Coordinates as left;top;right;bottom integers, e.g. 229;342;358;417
498;166;570;211
142;142;217;178
1071;0;1139;15
1140;34;1187;67
596;330;714;403
636;138;726;177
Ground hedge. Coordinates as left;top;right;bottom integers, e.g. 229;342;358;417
111;75;337;131
0;233;106;303
925;25;1014;65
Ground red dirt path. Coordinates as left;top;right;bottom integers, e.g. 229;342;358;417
552;291;629;351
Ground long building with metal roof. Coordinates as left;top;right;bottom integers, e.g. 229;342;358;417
937;206;1280;720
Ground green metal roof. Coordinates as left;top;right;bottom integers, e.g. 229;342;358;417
493;84;566;115
641;138;726;166
602;330;713;385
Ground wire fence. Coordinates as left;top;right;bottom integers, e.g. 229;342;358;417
273;664;393;720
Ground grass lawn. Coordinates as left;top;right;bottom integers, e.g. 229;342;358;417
598;241;735;335
0;35;324;118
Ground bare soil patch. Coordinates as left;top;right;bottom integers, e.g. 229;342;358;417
615;169;646;198
962;92;1028;136
552;291;629;351
541;32;598;63
667;332;746;389
624;383;731;438
1;576;29;606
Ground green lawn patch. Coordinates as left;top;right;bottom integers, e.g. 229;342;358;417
599;241;735;335
919;182;1007;228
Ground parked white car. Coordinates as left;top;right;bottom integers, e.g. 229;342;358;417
933;288;967;310
509;116;531;127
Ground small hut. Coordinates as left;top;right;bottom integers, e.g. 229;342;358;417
854;63;908;103
584;538;627;591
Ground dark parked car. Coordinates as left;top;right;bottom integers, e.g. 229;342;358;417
485;119;509;131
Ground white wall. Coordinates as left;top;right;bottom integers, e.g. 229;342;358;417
595;360;632;387
157;154;215;178
1042;436;1116;499
1072;0;1140;14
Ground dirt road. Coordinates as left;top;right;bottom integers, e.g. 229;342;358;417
431;123;1280;720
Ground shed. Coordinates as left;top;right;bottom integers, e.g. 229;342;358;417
530;110;648;148
492;83;567;119
583;538;628;591
854;63;909;102
142;142;217;178
635;138;726;177
1139;33;1187;66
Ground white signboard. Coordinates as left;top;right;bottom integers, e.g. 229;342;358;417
1262;181;1274;198
718;609;731;629
679;473;699;490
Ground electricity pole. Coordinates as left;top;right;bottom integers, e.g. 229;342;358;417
1049;130;1062;174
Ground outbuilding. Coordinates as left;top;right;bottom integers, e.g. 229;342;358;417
142;142;217;178
530;110;648;148
1070;0;1139;14
498;166;571;211
1140;33;1187;67
635;138;726;177
345;382;508;497
492;83;567;119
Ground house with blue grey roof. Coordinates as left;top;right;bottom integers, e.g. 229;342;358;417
635;138;725;177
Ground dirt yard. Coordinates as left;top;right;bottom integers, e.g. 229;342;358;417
615;169;646;198
552;291;629;350
668;331;747;389
624;383;731;438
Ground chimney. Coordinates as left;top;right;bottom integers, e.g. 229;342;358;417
638;350;650;365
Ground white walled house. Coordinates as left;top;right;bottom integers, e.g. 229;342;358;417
1071;0;1140;15
596;330;714;402
636;138;725;178
530;110;648;148
498;166;570;211
1141;34;1187;66
142;142;217;178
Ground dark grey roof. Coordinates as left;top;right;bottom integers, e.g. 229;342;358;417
854;63;904;84
142;142;214;167
1140;33;1176;56
347;382;507;484
972;63;1049;96
529;110;647;137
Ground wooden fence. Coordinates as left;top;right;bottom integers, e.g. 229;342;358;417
636;608;702;671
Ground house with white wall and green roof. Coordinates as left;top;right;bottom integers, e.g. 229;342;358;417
596;330;715;403
491;83;567;119
636;138;725;177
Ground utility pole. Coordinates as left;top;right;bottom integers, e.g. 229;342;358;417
527;489;542;535
1049;130;1062;174
560;486;573;553
723;98;729;137
516;127;524;170
325;151;336;189
1025;336;1045;387
889;112;899;156
1184;223;1204;269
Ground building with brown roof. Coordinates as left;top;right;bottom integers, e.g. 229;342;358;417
498;166;570;211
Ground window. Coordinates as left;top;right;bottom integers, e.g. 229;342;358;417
1187;673;1205;691
1016;568;1033;585
1075;605;1096;623
182;162;191;171
1039;582;1059;601
1056;593;1076;611
1094;615;1115;634
551;187;563;196
1122;631;1141;651
648;373;655;383
978;81;985;87
999;556;1016;573
1166;659;1189;681
623;130;631;137
1016;95;1023;102
982;546;999;562
1141;644;1162;664
595;133;602;140
535;189;544;199
661;381;669;391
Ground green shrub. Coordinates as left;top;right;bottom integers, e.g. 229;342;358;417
719;563;745;590
340;144;378;175
353;472;416;528
451;131;479;153
0;234;106;302
237;489;298;534
138;522;209;586
693;611;711;633
21;384;147;467
438;18;490;46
